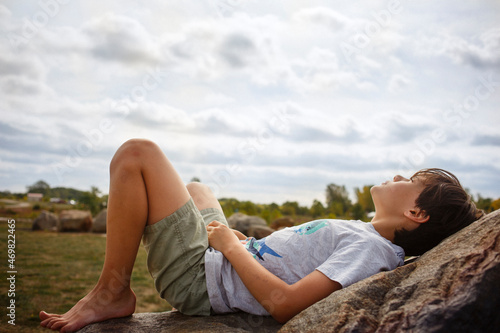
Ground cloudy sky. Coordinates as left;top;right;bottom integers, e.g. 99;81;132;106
1;1;499;206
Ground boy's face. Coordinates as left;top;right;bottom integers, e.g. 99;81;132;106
370;175;425;215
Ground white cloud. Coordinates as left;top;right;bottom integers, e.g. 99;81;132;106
387;74;412;94
160;13;288;86
203;92;235;106
0;51;46;79
292;7;349;31
449;29;500;68
0;1;499;203
414;29;500;69
1;75;41;95
83;13;161;65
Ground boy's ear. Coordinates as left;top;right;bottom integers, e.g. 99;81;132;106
404;209;430;224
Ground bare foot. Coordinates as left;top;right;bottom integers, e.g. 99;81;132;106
40;287;136;332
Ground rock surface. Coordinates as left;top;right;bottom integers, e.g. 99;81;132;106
32;210;58;231
91;209;107;233
58;209;93;232
282;209;500;333
228;213;269;236
79;311;282;333
77;210;500;332
247;225;274;239
270;217;295;230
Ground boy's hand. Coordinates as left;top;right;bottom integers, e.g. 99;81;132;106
231;228;247;240
207;220;241;254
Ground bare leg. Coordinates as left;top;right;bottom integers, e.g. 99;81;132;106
186;182;223;212
40;139;191;332
186;182;236;237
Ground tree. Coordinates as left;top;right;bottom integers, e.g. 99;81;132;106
310;199;326;218
27;180;50;196
492;198;500;211
260;204;282;224
219;198;240;217
281;201;299;216
355;185;375;213
350;203;365;220
49;187;85;201
475;194;493;213
240;201;257;216
79;186;103;216
325;183;351;217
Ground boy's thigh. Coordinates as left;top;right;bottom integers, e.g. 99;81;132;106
142;198;227;315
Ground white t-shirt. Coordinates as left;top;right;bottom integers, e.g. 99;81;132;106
204;219;405;315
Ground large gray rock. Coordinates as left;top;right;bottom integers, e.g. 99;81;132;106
78;310;282;333
32;210;58;231
281;209;500;333
77;210;500;332
92;209;107;233
58;210;93;232
228;213;269;237
247;225;274;239
270;217;295;230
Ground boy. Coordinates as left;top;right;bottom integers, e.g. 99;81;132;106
40;139;483;332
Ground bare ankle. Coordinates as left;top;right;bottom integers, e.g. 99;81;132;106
97;268;132;294
91;284;135;304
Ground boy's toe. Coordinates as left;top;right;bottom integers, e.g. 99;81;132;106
48;318;67;330
39;311;59;321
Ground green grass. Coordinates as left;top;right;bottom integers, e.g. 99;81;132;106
0;219;171;333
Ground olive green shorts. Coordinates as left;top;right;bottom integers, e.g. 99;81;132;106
142;198;227;316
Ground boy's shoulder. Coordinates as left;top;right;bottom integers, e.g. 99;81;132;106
291;219;372;234
281;219;382;246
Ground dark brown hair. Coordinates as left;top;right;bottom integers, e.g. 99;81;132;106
393;168;485;256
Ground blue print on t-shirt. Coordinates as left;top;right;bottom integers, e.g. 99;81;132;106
245;237;282;261
293;220;328;235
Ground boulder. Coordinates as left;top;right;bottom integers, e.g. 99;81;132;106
281;209;500;333
78;310;282;333
58;210;93;232
31;210;59;231
92;209;107;233
247;225;275;239
270;217;295;230
76;210;500;332
32;210;58;231
228;213;268;236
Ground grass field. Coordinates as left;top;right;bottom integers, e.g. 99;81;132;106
0;218;171;333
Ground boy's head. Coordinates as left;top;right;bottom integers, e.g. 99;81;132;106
393;168;484;256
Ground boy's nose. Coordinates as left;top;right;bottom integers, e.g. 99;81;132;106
393;175;409;182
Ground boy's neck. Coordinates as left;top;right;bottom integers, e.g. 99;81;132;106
370;216;399;242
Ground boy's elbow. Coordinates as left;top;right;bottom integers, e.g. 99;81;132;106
272;311;294;324
268;298;300;324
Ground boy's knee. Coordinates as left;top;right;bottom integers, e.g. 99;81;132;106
120;138;158;153
186;182;211;196
187;182;219;211
110;138;159;171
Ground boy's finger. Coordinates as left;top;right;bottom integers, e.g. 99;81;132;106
209;220;221;226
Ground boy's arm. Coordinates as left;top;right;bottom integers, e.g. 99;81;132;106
207;221;341;323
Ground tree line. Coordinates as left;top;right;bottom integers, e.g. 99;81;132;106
1;179;498;222
0;180;107;216
220;182;499;223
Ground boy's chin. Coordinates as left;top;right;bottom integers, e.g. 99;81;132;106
370;185;382;195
